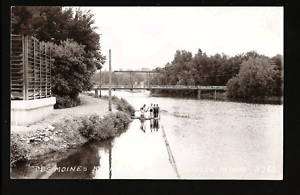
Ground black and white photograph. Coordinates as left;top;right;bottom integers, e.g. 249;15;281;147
9;6;283;180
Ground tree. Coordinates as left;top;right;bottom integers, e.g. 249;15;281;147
12;6;105;108
226;56;276;100
11;6;34;35
271;54;283;96
149;48;282;101
226;76;241;99
50;40;90;107
168;50;193;85
191;50;211;85
12;6;105;69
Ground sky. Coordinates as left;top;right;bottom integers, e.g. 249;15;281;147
79;7;283;71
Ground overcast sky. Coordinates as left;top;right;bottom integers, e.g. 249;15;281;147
80;7;283;71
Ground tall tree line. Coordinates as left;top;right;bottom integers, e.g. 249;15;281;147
151;49;283;102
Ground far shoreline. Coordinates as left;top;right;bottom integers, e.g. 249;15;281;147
150;90;283;105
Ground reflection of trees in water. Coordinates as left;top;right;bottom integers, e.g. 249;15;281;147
10;161;34;178
49;139;112;179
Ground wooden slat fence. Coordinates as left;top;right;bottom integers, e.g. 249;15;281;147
11;35;52;100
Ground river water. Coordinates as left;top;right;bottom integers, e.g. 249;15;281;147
11;90;283;180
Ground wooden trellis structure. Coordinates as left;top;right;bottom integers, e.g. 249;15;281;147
10;34;52;100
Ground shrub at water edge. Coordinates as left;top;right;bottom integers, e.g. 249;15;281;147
78;111;132;141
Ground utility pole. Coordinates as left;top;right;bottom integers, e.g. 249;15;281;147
108;49;112;111
99;68;102;97
130;71;133;90
148;72;150;89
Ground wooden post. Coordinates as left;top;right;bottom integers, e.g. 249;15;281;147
95;89;98;98
99;68;102;97
49;43;52;96
197;89;201;99
108;49;112;111
130;71;132;90
214;90;217;100
33;38;36;99
147;72;150;89
39;43;42;99
45;45;48;98
23;35;29;100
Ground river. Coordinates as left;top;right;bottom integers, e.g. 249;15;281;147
11;90;283;180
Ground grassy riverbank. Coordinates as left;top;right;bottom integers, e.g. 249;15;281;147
10;94;133;167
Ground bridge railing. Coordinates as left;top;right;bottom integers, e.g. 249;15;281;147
94;84;227;90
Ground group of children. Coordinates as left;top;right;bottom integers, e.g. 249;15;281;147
140;103;160;119
139;103;160;132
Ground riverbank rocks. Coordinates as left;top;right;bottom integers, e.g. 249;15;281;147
26;126;56;144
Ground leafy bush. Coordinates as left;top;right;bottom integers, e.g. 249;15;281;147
50;40;99;108
54;95;81;109
51;40;87;96
271;54;283;96
227;56;277;101
10;111;132;166
113;97;135;115
78;111;131;141
101;96;135;115
226;76;242;99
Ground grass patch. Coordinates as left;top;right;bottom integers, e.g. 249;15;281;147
100;95;135;115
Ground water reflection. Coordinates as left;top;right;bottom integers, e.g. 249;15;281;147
48;140;112;179
105;90;283;179
140;119;146;132
109;145;112;179
150;119;159;132
139;119;160;133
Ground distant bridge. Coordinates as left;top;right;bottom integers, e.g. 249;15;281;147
93;84;226;100
93;84;226;91
96;70;226;91
94;69;227;99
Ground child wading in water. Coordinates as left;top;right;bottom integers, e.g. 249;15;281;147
149;103;154;118
153;104;160;118
140;104;148;119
